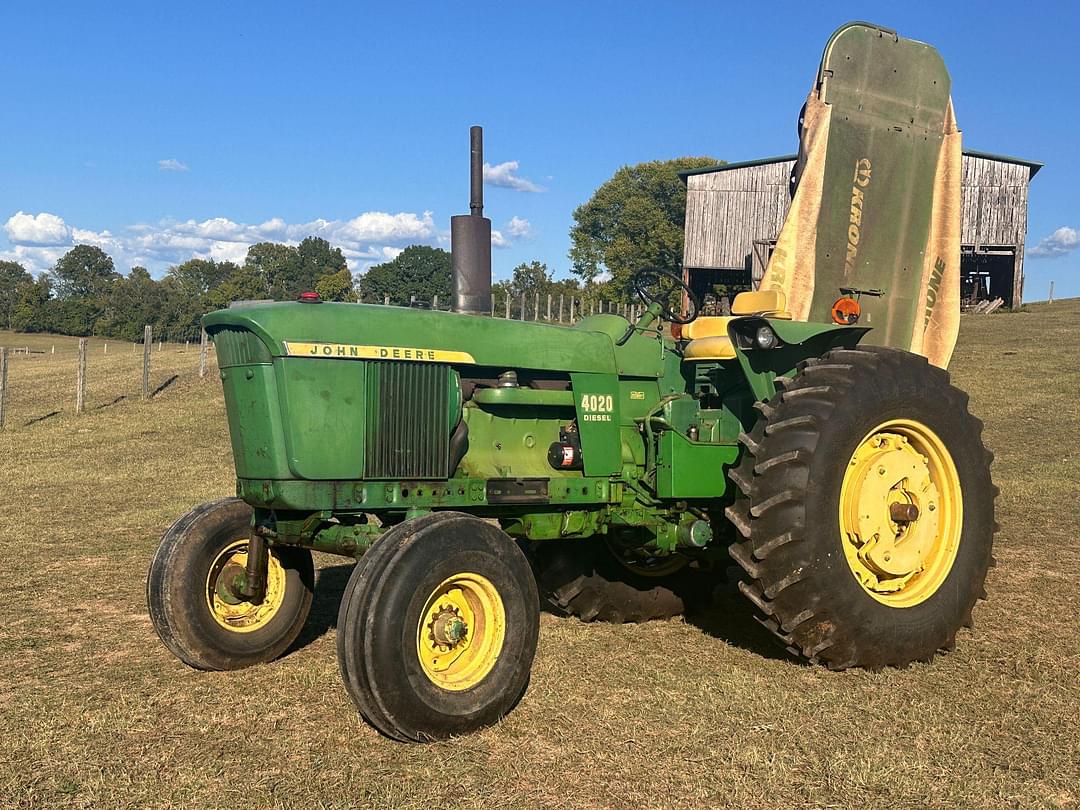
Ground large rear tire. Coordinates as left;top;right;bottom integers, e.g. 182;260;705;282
147;498;315;671
726;347;996;669
336;512;539;742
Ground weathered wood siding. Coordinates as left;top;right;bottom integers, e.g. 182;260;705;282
683;160;794;271
685;153;1034;306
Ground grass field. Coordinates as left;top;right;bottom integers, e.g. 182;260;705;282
2;303;1079;809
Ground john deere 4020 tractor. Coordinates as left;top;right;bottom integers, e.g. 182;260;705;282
148;22;995;742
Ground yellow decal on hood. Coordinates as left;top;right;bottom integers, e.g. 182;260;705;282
283;341;476;364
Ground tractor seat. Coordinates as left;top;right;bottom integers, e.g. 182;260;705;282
681;290;792;361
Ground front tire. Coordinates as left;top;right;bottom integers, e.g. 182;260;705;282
147;498;315;671
336;512;539;742
726;347;996;669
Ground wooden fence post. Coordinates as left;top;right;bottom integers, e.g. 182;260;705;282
546;294;552;322
569;297;575;322
534;292;540;321
519;293;526;321
199;327;209;380
559;294;564;323
433;294;439;310
76;338;87;414
505;294;511;319
143;325;152;400
384;294;391;306
0;347;8;430
103;341;108;355
1048;280;1055;304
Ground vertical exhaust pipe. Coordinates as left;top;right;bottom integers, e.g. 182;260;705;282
451;125;492;315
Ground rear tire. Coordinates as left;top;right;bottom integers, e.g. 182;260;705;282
726;347;996;669
147;498;315;671
336;512;539;742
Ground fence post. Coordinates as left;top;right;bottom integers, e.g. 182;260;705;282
104;341;108;355
384;294;391;306
410;294;416;307
1048;280;1055;305
433;294;439;310
0;347;8;430
199;327;209;380
569;297;575;322
76;338;87;415
546;294;552;322
143;325;152;400
534;292;540;321
505;294;511;319
558;294;564;323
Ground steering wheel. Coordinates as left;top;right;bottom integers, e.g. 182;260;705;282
631;268;701;325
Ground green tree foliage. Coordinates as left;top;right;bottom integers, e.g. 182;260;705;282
569;157;719;294
315;266;357;302
51;245;119;299
0;261;33;329
11;276;53;333
96;267;167;342
359;245;450;305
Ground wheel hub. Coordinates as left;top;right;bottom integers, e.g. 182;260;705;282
839;420;963;607
205;541;287;632
429;606;469;648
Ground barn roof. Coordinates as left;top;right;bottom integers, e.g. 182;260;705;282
680;149;1043;181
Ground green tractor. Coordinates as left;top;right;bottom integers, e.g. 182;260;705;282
148;22;995;742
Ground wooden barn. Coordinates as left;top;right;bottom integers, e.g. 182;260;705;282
681;150;1042;312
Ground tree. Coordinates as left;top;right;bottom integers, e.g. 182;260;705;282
359;245;451;305
569;156;719;294
296;237;348;296
0;260;32;329
97;266;168;341
243;242;297;298
51;245;118;299
11;276;52;333
315;266;357;302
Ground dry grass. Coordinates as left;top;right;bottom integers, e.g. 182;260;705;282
1;303;1079;809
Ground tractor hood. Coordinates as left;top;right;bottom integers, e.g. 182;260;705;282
202;301;618;374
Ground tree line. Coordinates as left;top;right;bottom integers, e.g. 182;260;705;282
0;155;718;341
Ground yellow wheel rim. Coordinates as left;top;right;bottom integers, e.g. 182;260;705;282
838;419;963;608
416;573;506;692
205;540;287;633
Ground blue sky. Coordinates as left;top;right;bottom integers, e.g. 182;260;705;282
1;1;1076;300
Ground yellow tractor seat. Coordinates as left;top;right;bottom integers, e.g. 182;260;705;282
680;290;792;361
731;289;792;319
681;316;736;361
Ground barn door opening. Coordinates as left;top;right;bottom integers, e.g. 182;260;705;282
960;247;1015;309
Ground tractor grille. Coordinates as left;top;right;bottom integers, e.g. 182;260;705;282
210;327;272;367
364;362;452;479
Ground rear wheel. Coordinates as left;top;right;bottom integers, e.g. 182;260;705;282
532;537;713;623
147;498;315;670
336;512;539;742
726;347;996;669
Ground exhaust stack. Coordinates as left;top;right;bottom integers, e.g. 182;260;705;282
451;126;492;315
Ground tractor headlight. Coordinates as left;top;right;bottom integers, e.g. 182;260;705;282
754;325;780;350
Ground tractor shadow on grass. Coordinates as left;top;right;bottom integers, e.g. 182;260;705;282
288;562;356;653
682;578;803;665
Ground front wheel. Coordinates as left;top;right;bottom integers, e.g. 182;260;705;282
726;347;996;669
336;512;539;742
147;498;314;671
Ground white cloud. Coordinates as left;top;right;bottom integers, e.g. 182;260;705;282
0;209;440;275
158;158;189;172
1030;226;1080;258
483;161;545;193
507;216;532;238
4;211;73;246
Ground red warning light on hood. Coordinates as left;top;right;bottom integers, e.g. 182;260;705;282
298;291;322;303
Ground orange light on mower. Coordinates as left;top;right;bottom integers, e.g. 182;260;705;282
831;297;861;325
298;291;322;303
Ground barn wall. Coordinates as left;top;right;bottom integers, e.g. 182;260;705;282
683;161;794;270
